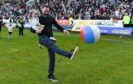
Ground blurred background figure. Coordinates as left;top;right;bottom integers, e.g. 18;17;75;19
5;16;14;39
17;15;25;36
0;15;3;33
123;13;131;27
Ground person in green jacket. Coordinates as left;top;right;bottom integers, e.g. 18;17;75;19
69;16;74;25
123;13;131;27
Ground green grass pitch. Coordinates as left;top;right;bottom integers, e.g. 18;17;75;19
0;27;133;84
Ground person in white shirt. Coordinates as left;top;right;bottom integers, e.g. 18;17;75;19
5;16;15;39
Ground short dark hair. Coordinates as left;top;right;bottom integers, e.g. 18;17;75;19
41;5;49;9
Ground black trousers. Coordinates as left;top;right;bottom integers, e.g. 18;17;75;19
124;24;130;27
131;24;133;27
0;22;2;33
19;27;24;36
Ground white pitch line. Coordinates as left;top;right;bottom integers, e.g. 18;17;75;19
54;33;133;44
101;38;133;44
1;32;133;44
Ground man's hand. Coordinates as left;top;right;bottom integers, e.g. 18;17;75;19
36;29;42;33
36;28;43;33
63;30;70;35
35;25;44;33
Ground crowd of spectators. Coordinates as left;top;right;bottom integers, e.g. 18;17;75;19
0;0;133;21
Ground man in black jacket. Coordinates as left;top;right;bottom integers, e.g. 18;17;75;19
18;15;25;36
30;5;78;82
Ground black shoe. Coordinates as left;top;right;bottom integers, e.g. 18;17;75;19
48;75;58;82
69;46;79;59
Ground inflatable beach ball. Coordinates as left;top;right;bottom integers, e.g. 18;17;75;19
80;25;101;44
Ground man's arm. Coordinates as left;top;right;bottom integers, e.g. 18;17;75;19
53;18;70;34
53;19;64;32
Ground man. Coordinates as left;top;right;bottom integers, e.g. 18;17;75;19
30;5;78;82
18;15;25;36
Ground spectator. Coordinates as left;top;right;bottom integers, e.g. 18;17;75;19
123;13;131;27
18;15;25;36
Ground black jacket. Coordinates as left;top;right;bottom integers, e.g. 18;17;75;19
38;15;64;37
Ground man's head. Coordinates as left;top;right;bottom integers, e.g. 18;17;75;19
41;5;50;16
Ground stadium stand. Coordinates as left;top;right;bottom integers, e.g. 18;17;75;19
0;0;132;37
0;0;132;22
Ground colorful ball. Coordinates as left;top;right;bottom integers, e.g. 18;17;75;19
80;25;101;44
